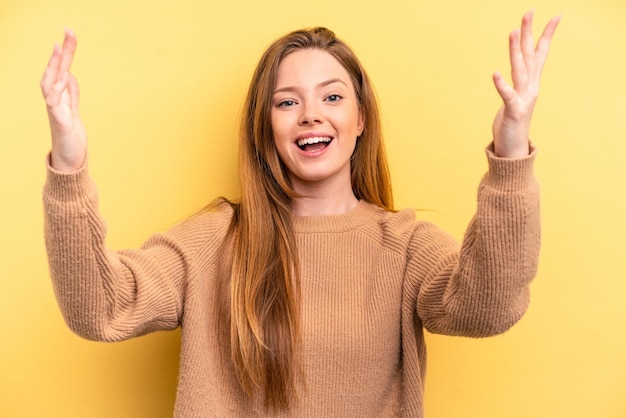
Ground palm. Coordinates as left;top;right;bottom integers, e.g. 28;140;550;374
41;29;87;172
492;11;561;158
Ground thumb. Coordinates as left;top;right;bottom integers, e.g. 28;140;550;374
45;72;70;109
492;72;517;105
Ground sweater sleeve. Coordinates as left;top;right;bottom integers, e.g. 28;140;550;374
413;144;540;337
43;161;222;342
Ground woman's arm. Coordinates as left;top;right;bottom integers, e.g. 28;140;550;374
40;31;207;341
415;12;560;336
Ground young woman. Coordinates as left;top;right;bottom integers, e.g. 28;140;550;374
41;12;560;417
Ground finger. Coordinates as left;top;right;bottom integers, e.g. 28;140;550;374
493;71;517;105
59;28;77;75
67;74;81;113
520;10;535;62
534;15;562;72
509;29;526;88
40;43;62;95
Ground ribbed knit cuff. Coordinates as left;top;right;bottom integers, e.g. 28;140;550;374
44;153;95;204
484;142;537;192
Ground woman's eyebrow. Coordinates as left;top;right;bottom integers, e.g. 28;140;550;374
274;78;348;94
319;78;347;88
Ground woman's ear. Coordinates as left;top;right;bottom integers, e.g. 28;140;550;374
357;110;365;137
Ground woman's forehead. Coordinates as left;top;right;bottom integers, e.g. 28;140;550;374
275;49;353;91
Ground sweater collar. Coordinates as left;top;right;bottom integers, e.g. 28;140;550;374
292;200;377;233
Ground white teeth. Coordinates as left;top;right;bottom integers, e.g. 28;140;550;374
297;137;332;147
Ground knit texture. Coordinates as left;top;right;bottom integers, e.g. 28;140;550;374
43;147;540;417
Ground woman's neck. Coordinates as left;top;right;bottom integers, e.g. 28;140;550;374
292;193;359;217
290;178;358;216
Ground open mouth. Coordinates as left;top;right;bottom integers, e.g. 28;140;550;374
296;136;333;152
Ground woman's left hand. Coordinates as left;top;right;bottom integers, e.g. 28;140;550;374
492;11;561;158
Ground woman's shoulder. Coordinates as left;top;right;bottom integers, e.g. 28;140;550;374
358;201;450;248
161;198;235;251
360;201;435;232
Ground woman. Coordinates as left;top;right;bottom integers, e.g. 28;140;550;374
41;12;560;417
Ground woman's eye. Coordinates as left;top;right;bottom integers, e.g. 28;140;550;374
325;94;342;103
277;99;296;107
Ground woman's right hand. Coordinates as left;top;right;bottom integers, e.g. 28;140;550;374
41;29;87;172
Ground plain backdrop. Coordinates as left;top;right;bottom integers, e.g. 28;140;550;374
1;0;625;417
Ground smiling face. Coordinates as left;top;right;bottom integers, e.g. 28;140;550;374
271;48;365;195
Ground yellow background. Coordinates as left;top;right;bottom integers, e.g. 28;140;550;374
1;0;625;417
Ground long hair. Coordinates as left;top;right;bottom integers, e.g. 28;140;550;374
228;26;393;411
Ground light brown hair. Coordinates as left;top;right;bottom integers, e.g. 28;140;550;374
227;26;393;411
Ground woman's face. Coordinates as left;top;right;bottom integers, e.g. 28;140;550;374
271;48;364;193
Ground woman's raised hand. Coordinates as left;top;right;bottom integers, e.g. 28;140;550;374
41;29;87;172
491;11;561;158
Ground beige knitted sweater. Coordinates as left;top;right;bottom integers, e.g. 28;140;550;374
43;147;540;417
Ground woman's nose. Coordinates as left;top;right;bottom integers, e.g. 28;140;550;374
298;102;323;125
